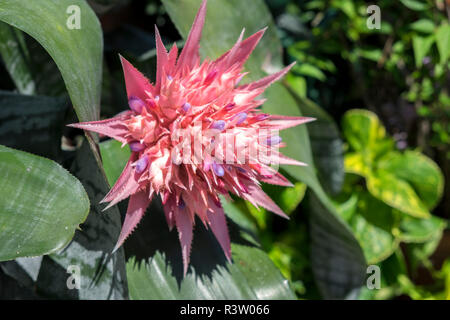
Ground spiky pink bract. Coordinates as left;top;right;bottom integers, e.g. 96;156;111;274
69;0;313;275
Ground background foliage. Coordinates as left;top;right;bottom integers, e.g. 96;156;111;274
0;0;448;300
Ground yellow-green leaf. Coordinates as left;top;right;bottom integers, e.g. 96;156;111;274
378;151;444;210
366;171;430;219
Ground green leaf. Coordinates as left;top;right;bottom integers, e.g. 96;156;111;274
332;0;357;19
245;181;307;229
334;190;398;265
342;109;393;158
0;145;89;261
286;86;344;194
396;214;446;243
0;0;102;122
412;35;435;67
356;48;383;62
436;22;450;64
100;139;131;186
400;0;430;11
264;182;307;215
366;170;430;219
404;230;444;272
0;0;104;165
286;73;307;97
125;201;295;299
307;192;366;299
344;152;371;177
378;151;444;210
293;63;326;81
410;19;435;34
163;0;366;299
36;142;128;299
0;22;35;94
0;90;67;160
348;193;398;264
264;86;366;299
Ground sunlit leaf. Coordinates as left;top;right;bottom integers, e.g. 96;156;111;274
378;151;444;210
366;170;430;219
0;145;89;261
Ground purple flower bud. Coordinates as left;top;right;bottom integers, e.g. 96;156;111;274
167;75;173;80
182;102;191;112
178;196;185;209
210;120;226;131
212;162;224;177
235;112;247;125
266;136;282;146
129;141;146;152
135;155;149;174
129;96;145;113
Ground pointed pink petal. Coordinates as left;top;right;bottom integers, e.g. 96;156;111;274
101;154;141;210
266;115;315;130
243;182;289;219
176;0;207;70
120;55;155;100
260;172;293;187
175;209;193;276
207;199;232;262
166;43;179;75
220;28;266;70
68;118;129;143
213;28;245;71
273;153;307;167
241;62;296;91
163;196;176;231
113;189;151;252
155;26;168;91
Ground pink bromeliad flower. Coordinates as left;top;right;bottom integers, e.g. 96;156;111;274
69;0;313;275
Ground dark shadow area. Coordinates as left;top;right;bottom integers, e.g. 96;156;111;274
124;196;257;287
